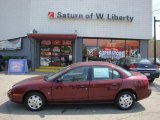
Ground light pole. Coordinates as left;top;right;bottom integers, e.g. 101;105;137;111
154;17;160;65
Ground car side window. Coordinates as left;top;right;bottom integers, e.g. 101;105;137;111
113;70;121;79
92;66;112;80
59;66;89;82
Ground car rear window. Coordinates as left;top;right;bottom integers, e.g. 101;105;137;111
115;65;132;77
129;58;152;64
139;59;152;64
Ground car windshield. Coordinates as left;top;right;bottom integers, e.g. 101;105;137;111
44;65;71;81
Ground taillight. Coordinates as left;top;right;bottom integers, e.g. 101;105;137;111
157;65;160;70
156;66;158;69
129;64;136;70
143;79;149;86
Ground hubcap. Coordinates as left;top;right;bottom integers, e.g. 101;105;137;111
28;95;42;110
119;94;133;109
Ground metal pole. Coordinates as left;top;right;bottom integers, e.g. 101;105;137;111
154;17;157;65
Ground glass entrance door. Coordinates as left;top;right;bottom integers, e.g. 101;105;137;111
40;40;73;66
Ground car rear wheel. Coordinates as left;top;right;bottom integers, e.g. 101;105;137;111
115;91;135;110
24;92;46;111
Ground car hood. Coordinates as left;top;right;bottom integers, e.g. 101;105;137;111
13;76;45;87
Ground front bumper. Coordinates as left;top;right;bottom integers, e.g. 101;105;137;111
7;89;23;103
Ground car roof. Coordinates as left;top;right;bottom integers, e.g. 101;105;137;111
67;61;130;79
70;61;114;68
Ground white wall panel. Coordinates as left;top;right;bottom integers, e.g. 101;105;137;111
0;0;30;40
0;0;152;40
30;0;152;39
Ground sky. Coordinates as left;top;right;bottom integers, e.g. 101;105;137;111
153;0;160;40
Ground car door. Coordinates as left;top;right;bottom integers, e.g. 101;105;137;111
89;66;123;101
52;66;90;101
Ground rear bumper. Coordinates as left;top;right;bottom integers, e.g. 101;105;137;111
140;71;159;79
137;88;152;101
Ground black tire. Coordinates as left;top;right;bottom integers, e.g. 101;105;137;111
24;92;46;111
115;91;135;110
149;78;155;83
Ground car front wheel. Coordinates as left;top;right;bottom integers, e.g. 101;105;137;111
115;91;135;110
24;92;46;111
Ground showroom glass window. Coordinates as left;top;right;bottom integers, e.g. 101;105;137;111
83;39;98;61
83;39;140;64
40;40;52;66
126;40;140;58
98;39;125;64
98;39;112;61
40;40;73;66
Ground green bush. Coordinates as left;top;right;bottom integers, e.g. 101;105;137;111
2;56;27;61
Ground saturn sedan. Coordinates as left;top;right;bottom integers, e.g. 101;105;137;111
8;62;151;111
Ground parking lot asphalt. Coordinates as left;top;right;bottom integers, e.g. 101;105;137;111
0;71;160;120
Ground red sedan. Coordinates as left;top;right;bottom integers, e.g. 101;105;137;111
8;62;151;111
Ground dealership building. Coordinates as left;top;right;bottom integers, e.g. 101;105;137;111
0;0;152;70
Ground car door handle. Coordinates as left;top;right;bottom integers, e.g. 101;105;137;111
79;86;86;88
112;83;117;86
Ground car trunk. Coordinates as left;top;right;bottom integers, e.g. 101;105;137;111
134;63;157;71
